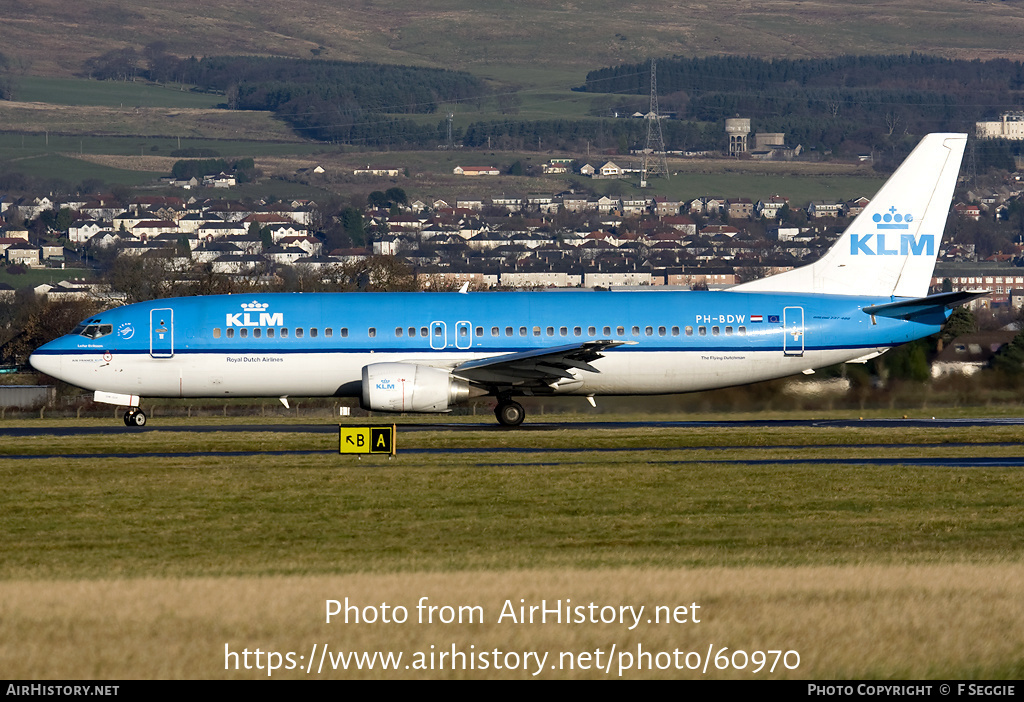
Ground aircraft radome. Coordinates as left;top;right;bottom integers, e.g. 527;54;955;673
31;133;978;427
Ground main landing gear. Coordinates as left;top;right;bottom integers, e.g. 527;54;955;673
123;407;148;427
495;400;525;427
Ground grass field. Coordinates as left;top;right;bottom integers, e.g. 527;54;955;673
1;418;1023;678
12;77;224;109
0;266;94;290
0;104;304;145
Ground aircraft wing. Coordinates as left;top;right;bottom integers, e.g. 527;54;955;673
453;340;629;387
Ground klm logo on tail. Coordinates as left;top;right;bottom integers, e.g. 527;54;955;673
850;233;935;256
873;206;912;230
851;206;933;256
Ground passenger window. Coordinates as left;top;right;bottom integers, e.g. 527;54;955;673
574;326;581;336
281;328;289;338
226;328;234;339
603;326;611;336
559;327;567;336
267;329;275;338
645;326;653;336
491;327;499;336
254;328;262;338
395;327;404;337
738;326;746;335
408;327;416;337
672;326;679;336
632;326;640;336
460;327;468;337
341;328;348;338
712;326;720;336
519;326;527;336
325;328;333;338
368;328;376;338
240;328;248;338
617;326;624;336
296;328;303;338
698;326;706;336
505;327;513;337
588;326;596;336
476;327;484;337
725;326;733;335
685;326;693;336
213;328;221;338
533;326;541;336
310;328;317;338
547;326;554;336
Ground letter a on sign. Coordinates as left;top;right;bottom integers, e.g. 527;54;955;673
370;427;394;454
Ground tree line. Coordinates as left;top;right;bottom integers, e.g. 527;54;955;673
80;48;487;147
577;54;1024;158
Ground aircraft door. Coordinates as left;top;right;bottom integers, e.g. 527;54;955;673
783;306;804;357
150;308;174;358
455;321;472;350
430;321;447;350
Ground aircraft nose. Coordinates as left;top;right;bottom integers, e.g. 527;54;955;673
29;348;62;379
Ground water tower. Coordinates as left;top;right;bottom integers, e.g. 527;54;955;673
725;117;750;156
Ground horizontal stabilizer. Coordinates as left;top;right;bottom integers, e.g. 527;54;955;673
862;290;988;321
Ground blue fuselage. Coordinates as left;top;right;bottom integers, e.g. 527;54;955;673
30;290;943;401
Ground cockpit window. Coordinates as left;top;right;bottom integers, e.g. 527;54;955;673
80;324;113;339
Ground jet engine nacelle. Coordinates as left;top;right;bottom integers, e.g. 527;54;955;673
361;362;471;412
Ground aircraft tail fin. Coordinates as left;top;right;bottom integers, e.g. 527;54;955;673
731;133;968;298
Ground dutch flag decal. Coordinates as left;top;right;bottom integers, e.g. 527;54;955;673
750;315;763;322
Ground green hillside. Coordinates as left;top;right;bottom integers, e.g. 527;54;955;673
5;1;1024;83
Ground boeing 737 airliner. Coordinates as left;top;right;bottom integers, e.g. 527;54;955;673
30;133;976;427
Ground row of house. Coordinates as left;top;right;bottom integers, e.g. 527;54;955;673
6;176;1024;302
398;191;869;221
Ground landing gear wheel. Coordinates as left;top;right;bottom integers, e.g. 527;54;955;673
123;408;147;427
495;401;525;427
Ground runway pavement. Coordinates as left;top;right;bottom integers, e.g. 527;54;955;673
7;416;1024;438
3;417;1024;466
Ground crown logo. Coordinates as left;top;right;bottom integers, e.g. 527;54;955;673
241;301;269;311
872;206;913;230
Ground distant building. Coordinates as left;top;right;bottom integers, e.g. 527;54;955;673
807;201;845;218
932;332;1016;378
453;166;500;176
353;166;399;177
976;112;1024;140
6;242;41;267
